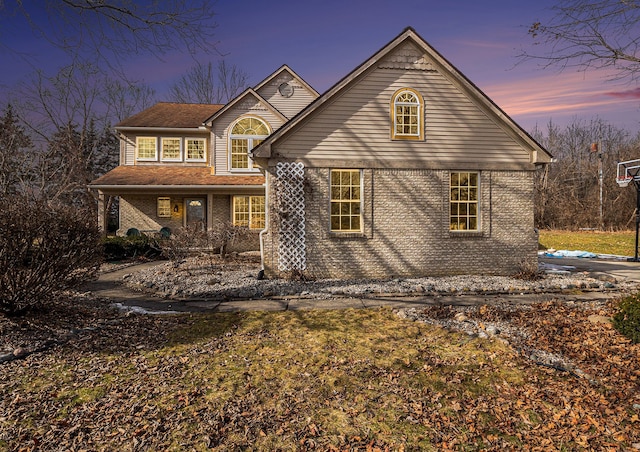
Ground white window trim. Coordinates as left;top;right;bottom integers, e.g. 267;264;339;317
160;137;183;162
228;117;269;172
186;138;207;162
136;136;158;161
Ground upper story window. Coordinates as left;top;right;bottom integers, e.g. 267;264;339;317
186;138;206;162
161;137;182;161
230;117;269;170
391;88;424;140
450;172;479;231
136;137;157;161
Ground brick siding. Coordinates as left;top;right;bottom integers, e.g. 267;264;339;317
263;167;537;279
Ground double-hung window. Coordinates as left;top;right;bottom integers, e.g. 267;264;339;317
391;88;424;140
136;137;157;161
186;138;206;162
330;169;362;232
230;117;269;170
450;172;479;231
161;137;182;161
233;196;265;229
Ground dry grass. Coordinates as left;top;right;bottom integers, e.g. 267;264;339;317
539;229;636;256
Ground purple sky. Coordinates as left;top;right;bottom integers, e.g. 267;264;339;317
1;0;639;133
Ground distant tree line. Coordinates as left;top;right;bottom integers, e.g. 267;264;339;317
532;118;640;230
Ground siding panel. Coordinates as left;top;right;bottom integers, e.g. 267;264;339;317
276;67;531;165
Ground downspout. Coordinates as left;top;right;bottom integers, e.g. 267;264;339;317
257;170;269;279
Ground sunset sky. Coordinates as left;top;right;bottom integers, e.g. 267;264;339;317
0;0;639;133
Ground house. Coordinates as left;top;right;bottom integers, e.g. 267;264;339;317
251;27;552;278
89;65;319;249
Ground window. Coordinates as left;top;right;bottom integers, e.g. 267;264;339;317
161;138;181;161
450;172;479;231
137;137;157;160
330;169;362;232
230;117;269;170
186;138;206;161
233;196;265;229
391;88;424;140
157;197;171;218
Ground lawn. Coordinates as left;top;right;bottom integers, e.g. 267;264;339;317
1;304;638;451
539;229;637;256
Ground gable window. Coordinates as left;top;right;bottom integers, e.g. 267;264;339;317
450;172;479;231
230;117;269;170
391;88;424;140
136;137;157;161
233;196;265;229
161;137;182;161
186;138;206;161
157;197;171;218
330;169;362;232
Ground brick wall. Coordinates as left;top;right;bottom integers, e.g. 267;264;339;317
263;167;537;279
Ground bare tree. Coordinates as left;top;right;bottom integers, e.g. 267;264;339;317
2;1;218;65
168;60;249;104
102;78;157;123
521;0;640;83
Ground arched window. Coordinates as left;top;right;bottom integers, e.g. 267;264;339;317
229;117;270;170
391;88;424;140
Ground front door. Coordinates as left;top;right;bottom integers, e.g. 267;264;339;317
185;198;206;230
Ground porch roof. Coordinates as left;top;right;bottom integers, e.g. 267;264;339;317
89;166;265;188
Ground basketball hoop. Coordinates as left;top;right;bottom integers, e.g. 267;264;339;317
617;176;633;188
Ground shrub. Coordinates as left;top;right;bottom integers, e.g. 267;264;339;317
613;293;640;344
0;195;103;316
102;234;162;261
161;222;253;264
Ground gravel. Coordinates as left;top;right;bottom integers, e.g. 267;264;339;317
121;254;638;301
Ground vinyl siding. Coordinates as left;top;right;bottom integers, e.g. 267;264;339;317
275;66;532;166
212;100;285;175
256;69;317;119
120;131;210;166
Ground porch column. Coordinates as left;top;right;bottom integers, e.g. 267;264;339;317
97;190;107;236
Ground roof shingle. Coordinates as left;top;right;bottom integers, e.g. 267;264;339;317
90;166;265;187
115;102;224;129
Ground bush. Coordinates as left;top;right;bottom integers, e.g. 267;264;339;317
0;195;103;316
161;222;253;264
613;293;640;344
102;234;162;261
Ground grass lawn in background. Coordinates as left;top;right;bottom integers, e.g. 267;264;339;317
539;229;636;257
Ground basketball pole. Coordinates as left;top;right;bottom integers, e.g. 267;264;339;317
633;179;640;262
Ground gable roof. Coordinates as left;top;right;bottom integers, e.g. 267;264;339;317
203;88;287;127
252;27;552;164
115;102;223;130
253;64;319;98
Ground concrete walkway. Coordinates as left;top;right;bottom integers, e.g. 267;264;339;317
83;257;640;314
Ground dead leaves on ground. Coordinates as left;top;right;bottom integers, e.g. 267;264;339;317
0;300;639;451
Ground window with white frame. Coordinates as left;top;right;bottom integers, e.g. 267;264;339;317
330;169;362;232
186;138;206;161
230;117;269;170
161;137;182;161
391;88;424;140
450;172;479;231
157;197;171;218
233;196;265;229
136;137;157;160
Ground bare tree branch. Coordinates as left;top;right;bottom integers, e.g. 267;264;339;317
520;0;640;83
168;60;249;104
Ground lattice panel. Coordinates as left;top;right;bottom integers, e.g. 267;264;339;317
276;162;306;271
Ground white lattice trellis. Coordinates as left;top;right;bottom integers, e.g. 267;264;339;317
275;162;306;271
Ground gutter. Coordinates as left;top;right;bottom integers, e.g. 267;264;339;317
88;184;264;191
